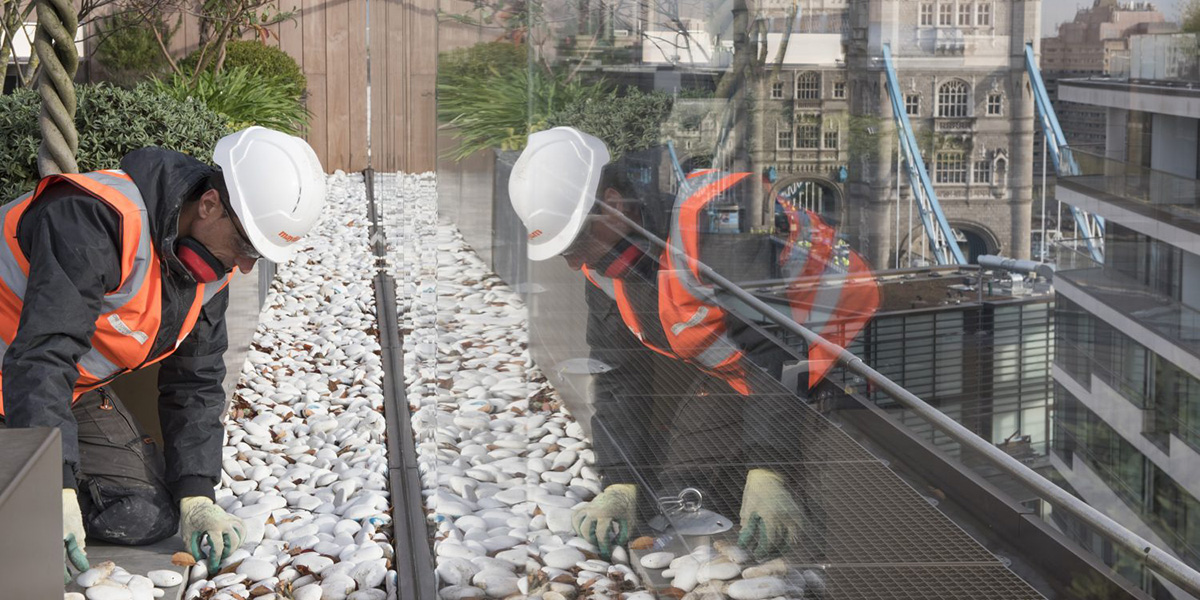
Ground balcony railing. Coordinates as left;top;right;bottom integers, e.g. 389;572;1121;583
1053;240;1200;360
1059;149;1200;229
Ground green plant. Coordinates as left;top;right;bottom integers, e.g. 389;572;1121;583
153;66;309;135
179;40;306;98
0;83;231;203
438;66;607;160
438;41;527;91
545;88;674;159
1184;0;1200;33
94;12;177;86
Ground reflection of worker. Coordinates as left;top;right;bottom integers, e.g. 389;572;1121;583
509;127;879;559
0;127;326;579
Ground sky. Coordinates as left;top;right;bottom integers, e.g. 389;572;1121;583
1043;0;1187;36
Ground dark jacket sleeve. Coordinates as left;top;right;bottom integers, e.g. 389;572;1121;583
156;285;229;502
2;185;123;489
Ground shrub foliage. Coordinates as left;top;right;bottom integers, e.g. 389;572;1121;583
0;83;231;203
153;66;310;136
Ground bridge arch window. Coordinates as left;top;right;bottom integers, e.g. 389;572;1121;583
796;72;821;100
937;80;970;118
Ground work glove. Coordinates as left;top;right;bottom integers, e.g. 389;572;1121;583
180;496;246;571
571;483;636;559
63;488;90;584
738;469;803;560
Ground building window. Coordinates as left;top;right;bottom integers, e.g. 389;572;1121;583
833;80;846;99
937;80;970;117
771;81;785;99
987;93;1003;116
935;152;967;183
938;3;953;26
905;93;921;116
777;127;793;149
973;160;992;184
796;72;820;100
976;2;991;26
958;2;972;26
920;3;935;26
823;126;839;149
797;124;821;149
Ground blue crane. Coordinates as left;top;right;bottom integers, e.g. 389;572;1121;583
1025;42;1105;262
882;44;967;265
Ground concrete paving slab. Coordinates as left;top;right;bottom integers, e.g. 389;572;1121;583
65;536;189;599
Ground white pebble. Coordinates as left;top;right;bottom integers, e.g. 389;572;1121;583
639;551;675;569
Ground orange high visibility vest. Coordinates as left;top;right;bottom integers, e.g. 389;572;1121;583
0;170;231;415
582;171;756;395
776;208;880;388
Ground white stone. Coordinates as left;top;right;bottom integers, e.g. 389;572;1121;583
471;569;519;598
211;572;247;587
291;553;334;575
320;574;358;600
542;547;585;570
696;559;741;583
726;577;792;600
350;559;387;589
347;590;388;600
84;587;131;600
639;551;675;569
291;583;323;600
438;585;485;600
77;562;116;587
236;558;276;582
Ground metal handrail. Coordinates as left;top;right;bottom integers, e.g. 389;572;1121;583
598;201;1200;596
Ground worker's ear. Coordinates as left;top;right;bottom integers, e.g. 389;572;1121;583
197;189;223;220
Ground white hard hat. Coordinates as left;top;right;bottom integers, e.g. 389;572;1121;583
213;126;326;263
509;127;610;261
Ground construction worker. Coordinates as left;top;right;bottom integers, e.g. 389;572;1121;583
509;127;880;559
0;127;326;580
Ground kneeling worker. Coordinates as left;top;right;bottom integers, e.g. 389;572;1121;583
0;127;326;579
507;127;880;559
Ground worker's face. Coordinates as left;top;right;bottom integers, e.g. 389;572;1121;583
192;189;261;274
561;188;634;271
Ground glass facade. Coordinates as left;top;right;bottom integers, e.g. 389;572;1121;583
431;0;1200;597
1054;387;1200;566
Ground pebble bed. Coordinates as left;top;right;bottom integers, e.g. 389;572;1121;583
378;174;825;600
378;174;653;600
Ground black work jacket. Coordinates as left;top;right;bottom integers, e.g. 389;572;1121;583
2;148;230;501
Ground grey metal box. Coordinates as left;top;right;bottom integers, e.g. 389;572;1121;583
0;427;63;598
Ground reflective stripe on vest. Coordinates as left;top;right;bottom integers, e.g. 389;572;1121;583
658;172;752;393
582;265;676;361
0;171;231;414
777;208;880;388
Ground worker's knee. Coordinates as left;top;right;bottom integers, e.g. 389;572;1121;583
81;483;179;546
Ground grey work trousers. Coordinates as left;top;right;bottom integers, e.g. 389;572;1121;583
0;387;180;545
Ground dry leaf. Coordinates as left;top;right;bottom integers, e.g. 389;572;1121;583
171;552;196;566
630;536;655;550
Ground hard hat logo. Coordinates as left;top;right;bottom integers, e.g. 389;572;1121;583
528;229;544;240
278;231;301;243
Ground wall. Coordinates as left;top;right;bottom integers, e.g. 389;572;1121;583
150;0;438;173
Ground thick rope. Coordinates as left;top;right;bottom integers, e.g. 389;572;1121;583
34;0;79;176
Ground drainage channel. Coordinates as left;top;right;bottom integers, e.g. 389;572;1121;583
365;167;437;600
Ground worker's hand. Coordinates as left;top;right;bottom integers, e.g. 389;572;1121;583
180;496;245;572
571;483;637;560
63;488;89;584
738;469;803;560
